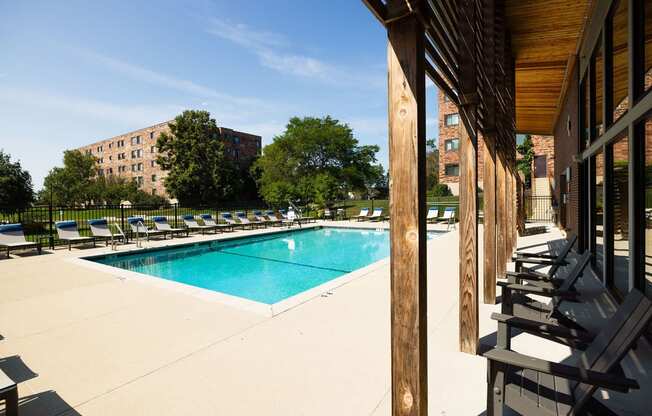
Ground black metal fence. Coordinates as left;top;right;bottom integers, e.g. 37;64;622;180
0;201;269;248
524;195;554;223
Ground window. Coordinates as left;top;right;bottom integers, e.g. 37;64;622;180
611;0;628;123
107;168;113;175
594;38;604;136
151;188;157;195
131;149;142;159
150;146;156;153
151;174;157;182
150;160;156;167
131;164;136;172
645;118;652;297
443;94;451;102
118;140;125;147
137;163;143;171
234;136;240;145
534;155;547;178
444;164;459;176
592;150;605;277
131;136;141;145
149;132;154;140
136;176;144;187
98;158;104;164
108;143;112;149
97;145;103;153
108;155;112;161
98;169;104;176
118;165;126;173
444;138;459;152
609;133;629;295
444;113;459;126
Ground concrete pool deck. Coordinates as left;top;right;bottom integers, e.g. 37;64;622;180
0;221;650;415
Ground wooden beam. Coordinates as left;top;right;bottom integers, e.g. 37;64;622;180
387;14;428;416
362;0;388;25
496;147;507;277
459;116;478;354
482;132;497;304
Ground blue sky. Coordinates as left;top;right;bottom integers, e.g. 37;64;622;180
0;0;439;189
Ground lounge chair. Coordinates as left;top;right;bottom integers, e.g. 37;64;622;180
279;209;299;227
235;211;262;229
55;221;95;250
127;216;166;240
254;210;280;227
182;215;215;234
0;223;42;257
426;207;439;223
497;251;592;349
436;207;456;230
265;211;283;223
353;207;370;221
323;208;334;220
152;216;188;238
88;219;126;245
199;214;233;232
484;289;652;416
0;367;17;416
368;208;385;222
511;234;576;276
220;212;244;230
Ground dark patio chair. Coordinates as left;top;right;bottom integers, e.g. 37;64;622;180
484;289;652;416
498;251;592;348
508;234;577;281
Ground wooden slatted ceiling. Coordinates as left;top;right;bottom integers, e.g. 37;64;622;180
505;0;592;134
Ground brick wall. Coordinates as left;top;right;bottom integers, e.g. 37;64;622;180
77;121;261;200
553;63;580;234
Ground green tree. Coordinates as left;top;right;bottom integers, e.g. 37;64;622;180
426;138;439;190
0;150;34;211
251;116;383;207
516;134;534;188
41;150;97;205
157;110;238;205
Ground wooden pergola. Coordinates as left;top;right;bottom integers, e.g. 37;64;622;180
362;0;592;415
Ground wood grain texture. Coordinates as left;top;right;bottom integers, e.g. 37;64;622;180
496;149;507;277
482;132;497;304
387;14;428;416
459;120;478;354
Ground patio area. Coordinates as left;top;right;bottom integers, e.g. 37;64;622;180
0;222;648;415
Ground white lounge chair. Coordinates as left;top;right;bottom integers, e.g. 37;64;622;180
354;207;370;221
55;221;95;250
235;211;261;229
199;214;233;232
152;216;188;237
220;212;244;230
438;207;456;230
88;219;126;245
183;215;215;234
254;210;280;226
0;223;42;257
368;208;385;222
426;207;439;223
127;216;166;240
265;211;282;223
323;208;334;220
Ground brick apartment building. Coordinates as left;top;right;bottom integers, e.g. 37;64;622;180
77;121;262;199
437;93;555;196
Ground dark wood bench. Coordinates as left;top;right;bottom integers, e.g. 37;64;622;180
485;289;652;416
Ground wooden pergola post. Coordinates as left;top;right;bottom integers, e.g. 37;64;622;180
387;11;428;416
482;133;497;304
496;143;507;277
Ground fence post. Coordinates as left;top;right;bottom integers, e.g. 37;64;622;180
48;203;54;249
371;199;374;212
120;204;126;242
173;203;178;227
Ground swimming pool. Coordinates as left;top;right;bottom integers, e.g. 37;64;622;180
89;227;439;306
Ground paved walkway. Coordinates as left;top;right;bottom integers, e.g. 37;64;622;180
0;221;649;415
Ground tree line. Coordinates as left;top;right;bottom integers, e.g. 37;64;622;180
1;111;389;210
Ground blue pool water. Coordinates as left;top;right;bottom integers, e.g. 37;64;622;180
92;227;438;304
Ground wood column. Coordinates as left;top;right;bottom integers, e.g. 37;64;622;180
496;146;506;277
459;121;478;354
482;133;496;304
387;14;428;416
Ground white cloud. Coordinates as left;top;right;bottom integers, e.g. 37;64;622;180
0;87;181;125
206;18;384;88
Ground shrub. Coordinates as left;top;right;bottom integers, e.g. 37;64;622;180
430;183;452;197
